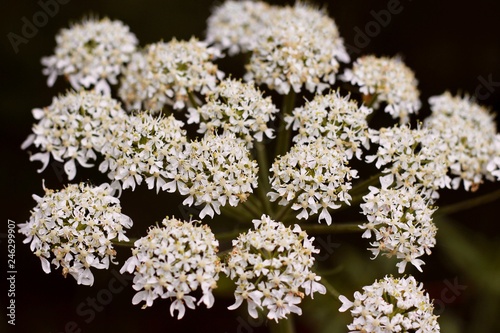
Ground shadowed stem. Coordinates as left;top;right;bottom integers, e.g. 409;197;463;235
435;187;500;217
255;141;273;215
112;239;136;247
275;91;296;158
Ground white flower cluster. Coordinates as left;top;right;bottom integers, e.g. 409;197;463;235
206;0;272;55
339;275;440;333
425;92;500;190
41;17;138;94
224;215;326;321
366;125;451;196
268;140;357;225
22;90;128;180
341;55;421;123
119;38;224;112
187;78;279;147
18;183;133;286
359;184;438;273
244;2;349;94
120;217;220;319
98;112;187;192
286;91;372;160
171;133;259;219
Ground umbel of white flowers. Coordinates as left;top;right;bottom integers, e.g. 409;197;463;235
19;0;500;330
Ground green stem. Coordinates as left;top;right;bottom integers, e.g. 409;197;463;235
269;315;295;333
112;239;136;247
350;172;383;194
221;204;253;223
187;91;201;109
275;202;294;222
301;222;364;234
240;199;263;219
321;278;341;299
275;91;296;158
255;141;273;215
216;229;244;241
435;187;500;217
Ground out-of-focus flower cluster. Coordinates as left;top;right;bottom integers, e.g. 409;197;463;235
19;183;132;286
425;92;500;190
120;217;220;319
224;215;325;321
339;275;439;333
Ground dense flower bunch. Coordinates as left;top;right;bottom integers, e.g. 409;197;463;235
20;1;500;330
425;92;500;190
98;112;187;192
22;90;128;180
359;184;438;273
173;132;259;219
18;183;133;286
244;2;349;94
206;0;272;55
119;38;224;112
187;78;279;146
366;125;451;196
268;140;357;225
224;215;326;321
121;217;220;319
341;55;421;123
339;275;440;333
41;17;138;94
286;90;372;160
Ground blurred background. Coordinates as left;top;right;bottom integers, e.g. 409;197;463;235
1;1;500;332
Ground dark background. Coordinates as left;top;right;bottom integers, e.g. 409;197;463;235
1;1;500;332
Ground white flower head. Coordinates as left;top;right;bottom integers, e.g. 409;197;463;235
339;275;440;333
244;2;349;94
206;0;273;55
425;92;499;191
341;55;421;123
224;215;326;321
119;38;224;112
172;132;259;219
18;183;133;286
268;140;358;225
22;90;128;180
187;78;279;147
120;217;220;318
98;112;187;193
366;124;451;196
359;184;438;273
41;17;138;94
286;90;372;160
